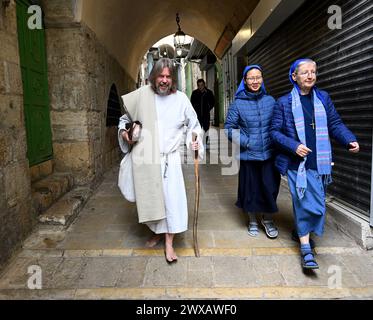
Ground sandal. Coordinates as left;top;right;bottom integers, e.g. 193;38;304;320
247;222;259;237
301;251;319;270
261;219;278;239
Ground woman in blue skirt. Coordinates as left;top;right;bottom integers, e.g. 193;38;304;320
225;65;280;239
270;58;360;269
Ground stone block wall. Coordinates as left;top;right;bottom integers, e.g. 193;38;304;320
43;3;135;186
0;0;35;272
0;0;136;272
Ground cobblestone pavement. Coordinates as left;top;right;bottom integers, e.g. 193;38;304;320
0;139;372;299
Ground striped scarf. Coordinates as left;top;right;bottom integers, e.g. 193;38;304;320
291;87;332;199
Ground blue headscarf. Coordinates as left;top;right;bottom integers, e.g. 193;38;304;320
235;64;266;97
289;58;315;93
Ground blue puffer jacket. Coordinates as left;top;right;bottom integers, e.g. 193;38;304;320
270;88;357;175
224;90;276;161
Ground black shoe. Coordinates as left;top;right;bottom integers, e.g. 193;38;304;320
291;230;315;249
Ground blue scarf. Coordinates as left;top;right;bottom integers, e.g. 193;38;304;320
289;59;332;200
235;65;267;97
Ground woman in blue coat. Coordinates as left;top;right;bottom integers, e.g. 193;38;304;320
270;58;360;270
225;65;280;239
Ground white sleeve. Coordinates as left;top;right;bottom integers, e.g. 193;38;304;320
184;95;204;160
118;114;131;154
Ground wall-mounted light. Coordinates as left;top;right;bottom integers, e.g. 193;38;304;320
176;46;183;57
174;13;186;47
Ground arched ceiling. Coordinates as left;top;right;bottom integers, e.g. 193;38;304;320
80;0;259;81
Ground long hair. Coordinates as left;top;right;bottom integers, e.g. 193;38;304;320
148;58;178;93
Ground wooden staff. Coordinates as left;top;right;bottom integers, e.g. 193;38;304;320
192;133;200;257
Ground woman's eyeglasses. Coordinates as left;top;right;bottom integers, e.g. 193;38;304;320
246;76;263;82
297;71;317;77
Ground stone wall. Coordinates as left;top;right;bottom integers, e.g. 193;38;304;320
43;3;135;186
0;0;136;272
0;0;35;272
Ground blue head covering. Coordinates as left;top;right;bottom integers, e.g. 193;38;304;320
289;58;315;92
235;64;266;97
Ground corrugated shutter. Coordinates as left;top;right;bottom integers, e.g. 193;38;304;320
248;0;373;215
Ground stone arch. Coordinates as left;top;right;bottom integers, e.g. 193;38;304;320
80;0;259;80
106;84;121;127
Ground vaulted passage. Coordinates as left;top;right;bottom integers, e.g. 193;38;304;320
0;0;372;298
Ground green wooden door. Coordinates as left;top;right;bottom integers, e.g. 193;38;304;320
16;0;53;166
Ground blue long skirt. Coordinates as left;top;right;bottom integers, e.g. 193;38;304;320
236;158;280;214
287;169;327;237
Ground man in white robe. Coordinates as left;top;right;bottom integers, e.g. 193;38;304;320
118;58;203;263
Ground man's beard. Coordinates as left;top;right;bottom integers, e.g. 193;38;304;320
156;82;172;96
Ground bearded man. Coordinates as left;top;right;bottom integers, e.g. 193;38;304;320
118;58;203;263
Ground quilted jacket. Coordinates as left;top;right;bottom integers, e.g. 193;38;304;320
224;90;276;161
270;88;357;175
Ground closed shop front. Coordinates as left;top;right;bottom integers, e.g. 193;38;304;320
247;0;373;216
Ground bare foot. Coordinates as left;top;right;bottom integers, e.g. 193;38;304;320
145;234;163;248
165;245;178;262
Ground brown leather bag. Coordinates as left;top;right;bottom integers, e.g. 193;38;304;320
126;120;142;141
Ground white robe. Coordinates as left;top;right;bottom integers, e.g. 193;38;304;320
146;91;203;234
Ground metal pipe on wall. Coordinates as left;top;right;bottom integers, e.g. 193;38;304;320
370;129;373;227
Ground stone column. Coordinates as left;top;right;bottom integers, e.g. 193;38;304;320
41;0;135;186
0;0;34;271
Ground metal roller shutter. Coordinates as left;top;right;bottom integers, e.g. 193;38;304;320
247;0;373;215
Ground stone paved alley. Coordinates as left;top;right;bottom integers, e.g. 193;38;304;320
0;141;372;300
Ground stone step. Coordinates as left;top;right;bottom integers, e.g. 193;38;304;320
16;246;366;259
38;187;92;227
1;251;372;299
32;172;74;215
1;286;373;300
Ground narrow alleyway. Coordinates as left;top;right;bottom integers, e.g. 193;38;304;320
0;136;372;300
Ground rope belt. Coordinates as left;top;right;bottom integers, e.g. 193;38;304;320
160;150;177;178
